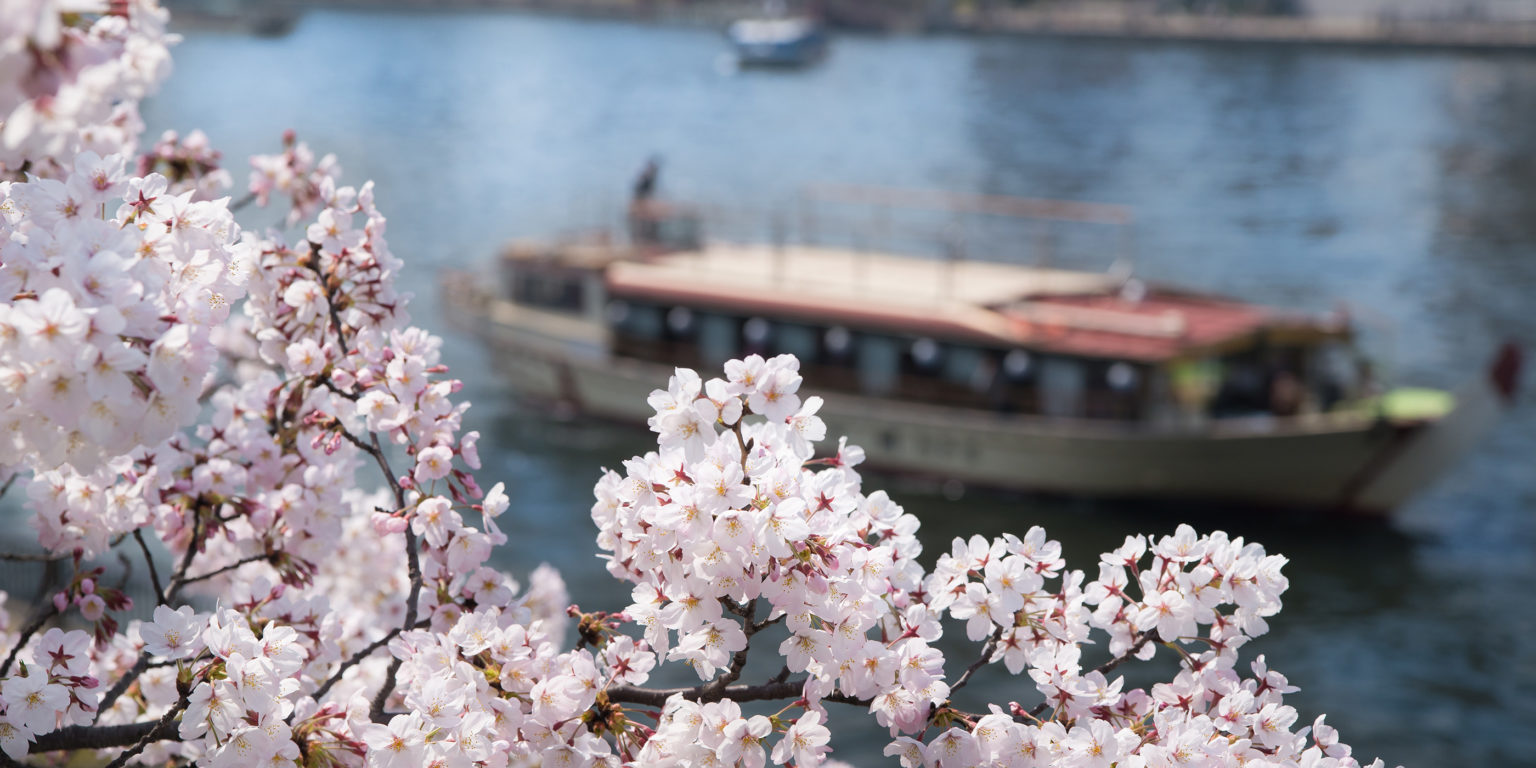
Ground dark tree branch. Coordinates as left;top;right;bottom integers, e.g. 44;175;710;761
30;716;182;753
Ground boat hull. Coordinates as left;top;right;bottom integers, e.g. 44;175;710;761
444;276;1503;515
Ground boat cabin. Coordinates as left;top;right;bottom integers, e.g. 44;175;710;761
498;241;1358;425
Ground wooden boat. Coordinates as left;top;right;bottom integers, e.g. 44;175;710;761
728;16;828;68
441;189;1520;515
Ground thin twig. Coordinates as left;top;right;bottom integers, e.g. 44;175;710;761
0;532;128;562
179;552;272;587
98;693;188;768
0;604;60;677
949;627;1004;696
1092;628;1159;679
306;240;351;356
699;599;774;702
94;506;211;720
368;433;407;501
94;654;151;721
228;190;258;213
368;526;420;722
308;616;429;706
133;530;165;603
162;507;206;605
606;678;869;708
0;548;71;563
1026;629;1158;720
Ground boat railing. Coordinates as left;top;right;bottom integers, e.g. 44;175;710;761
628;184;1136;272
801;183;1133;226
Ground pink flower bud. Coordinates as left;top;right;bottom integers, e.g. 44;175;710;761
371;512;408;536
81;578;95;594
53;592;69;611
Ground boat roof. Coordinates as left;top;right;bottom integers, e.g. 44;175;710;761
597;243;1346;362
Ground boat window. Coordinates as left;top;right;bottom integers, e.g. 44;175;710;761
1004;349;1033;380
776;322;819;364
1106;362;1138;391
823;326;853;361
1039;357;1086;418
743;317;773;346
605;300;630;326
942;345;982;385
512;271;584;313
699;313;739;365
620;303;664;340
666;307;695;337
909;338;942;371
858;335;901;396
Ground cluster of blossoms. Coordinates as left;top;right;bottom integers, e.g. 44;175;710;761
2;153;253;558
248;130;342;226
0;0;174;177
0;627;99;759
585;357;1384;768
0;2;1397;767
136;128;231;201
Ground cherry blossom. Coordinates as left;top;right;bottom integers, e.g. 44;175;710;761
0;4;1402;768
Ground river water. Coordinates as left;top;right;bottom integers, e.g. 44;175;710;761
9;7;1536;765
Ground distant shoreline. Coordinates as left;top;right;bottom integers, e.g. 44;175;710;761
166;0;1536;52
970;8;1536;52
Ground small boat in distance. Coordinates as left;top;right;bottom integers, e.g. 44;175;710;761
728;15;828;68
442;187;1521;515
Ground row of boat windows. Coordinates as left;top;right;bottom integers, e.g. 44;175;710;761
607;300;1146;418
511;269;1357;420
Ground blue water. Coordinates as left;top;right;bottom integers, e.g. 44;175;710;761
6;8;1535;765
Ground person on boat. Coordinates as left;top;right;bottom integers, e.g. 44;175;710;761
633;157;660;202
629;156;662;248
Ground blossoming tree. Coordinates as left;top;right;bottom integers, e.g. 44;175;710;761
0;2;1395;766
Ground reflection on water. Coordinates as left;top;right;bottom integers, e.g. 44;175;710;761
0;8;1530;765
